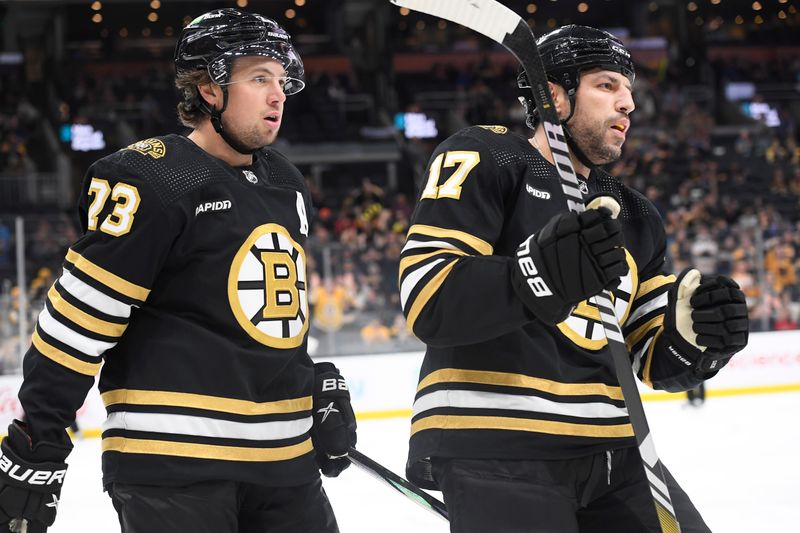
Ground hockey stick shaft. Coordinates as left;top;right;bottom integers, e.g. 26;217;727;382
348;448;449;521
390;2;680;531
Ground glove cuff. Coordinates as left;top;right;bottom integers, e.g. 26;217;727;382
313;362;339;376
1;424;68;493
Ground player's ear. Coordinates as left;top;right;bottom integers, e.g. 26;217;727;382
547;81;570;120
197;83;223;111
548;81;570;121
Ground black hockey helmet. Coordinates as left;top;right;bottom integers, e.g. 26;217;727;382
518;25;634;129
175;8;305;95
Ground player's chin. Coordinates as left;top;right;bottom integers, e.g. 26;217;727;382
261;130;279;146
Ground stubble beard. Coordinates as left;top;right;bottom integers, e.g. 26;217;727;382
569;114;623;165
221;116;278;151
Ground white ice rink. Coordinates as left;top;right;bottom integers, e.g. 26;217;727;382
50;392;798;533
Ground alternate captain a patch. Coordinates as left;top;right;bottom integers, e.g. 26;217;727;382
228;224;309;348
126;138;166;159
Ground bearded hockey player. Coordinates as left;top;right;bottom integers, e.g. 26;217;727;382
399;24;748;532
0;9;355;533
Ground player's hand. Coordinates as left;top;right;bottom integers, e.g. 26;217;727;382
310;363;357;477
511;194;628;324
663;269;749;374
0;422;70;533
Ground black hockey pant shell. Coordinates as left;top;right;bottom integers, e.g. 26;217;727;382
432;447;711;533
108;477;339;533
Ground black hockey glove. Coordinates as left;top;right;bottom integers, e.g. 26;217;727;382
511;194;629;324
662;268;749;375
311;362;357;478
0;421;70;533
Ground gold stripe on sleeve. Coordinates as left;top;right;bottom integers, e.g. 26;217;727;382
102;436;313;462
405;260;458;332
31;328;102;376
66;249;150;302
410;415;634;438
642;329;665;388
417;368;624;401
625;315;664;352
635;275;675;301
407;224;493;256
47;285;127;338
101;389;313;416
399;249;467;281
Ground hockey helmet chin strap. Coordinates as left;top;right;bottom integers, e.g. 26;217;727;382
196;87;261;156
559;88;598;171
521;86;601;171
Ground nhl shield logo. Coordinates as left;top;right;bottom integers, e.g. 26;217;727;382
228;224;308;348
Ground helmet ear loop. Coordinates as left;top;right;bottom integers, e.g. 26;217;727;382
209;88;230;136
194;83;229;134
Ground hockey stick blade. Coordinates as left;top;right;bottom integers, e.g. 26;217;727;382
348;448;448;521
390;1;680;531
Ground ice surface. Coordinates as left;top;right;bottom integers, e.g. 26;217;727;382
51;392;798;532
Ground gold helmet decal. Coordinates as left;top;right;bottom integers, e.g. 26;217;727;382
228;224;309;348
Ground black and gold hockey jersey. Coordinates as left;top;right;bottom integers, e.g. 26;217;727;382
400;126;704;488
19;134;319;487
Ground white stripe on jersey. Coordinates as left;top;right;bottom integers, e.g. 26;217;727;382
413;389;629;420
632;336;655;375
401;239;462;254
103;411;313;441
400;258;446;311
37;307;116;357
60;269;132;319
627;292;669;327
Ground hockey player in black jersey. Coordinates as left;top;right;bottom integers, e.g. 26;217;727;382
0;9;355;533
400;25;748;533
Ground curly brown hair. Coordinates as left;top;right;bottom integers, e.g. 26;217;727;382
175;70;214;128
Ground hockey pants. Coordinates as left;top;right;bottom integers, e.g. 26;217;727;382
108;477;339;533
432;447;711;533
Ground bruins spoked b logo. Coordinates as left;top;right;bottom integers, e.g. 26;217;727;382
228;224;309;348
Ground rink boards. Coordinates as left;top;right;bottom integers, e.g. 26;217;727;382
0;329;798;433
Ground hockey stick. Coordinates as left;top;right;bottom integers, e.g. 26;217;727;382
390;1;680;531
348;448;448;521
9;518;27;533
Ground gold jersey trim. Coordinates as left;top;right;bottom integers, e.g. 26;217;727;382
101;389;313;416
65;249;150;302
418;368;624;401
47;285;127;338
102;436;313;462
636;275;675;301
406;224;493;256
642;328;665;388
398;248;467;282
626;315;665;352
410;415;634;439
406;260;458;332
32;328;102;376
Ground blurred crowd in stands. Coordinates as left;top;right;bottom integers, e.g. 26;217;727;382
1;35;799;364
